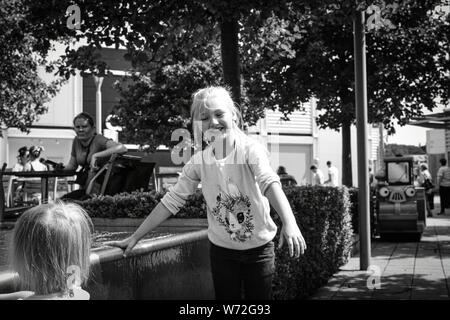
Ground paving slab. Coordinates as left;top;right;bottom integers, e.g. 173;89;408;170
311;215;450;300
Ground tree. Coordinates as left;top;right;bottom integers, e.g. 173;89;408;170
22;0;303;149
0;0;62;136
243;0;449;186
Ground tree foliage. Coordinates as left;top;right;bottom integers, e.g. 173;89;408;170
12;0;448;159
26;0;298;150
243;0;448;185
252;0;449;133
0;0;62;136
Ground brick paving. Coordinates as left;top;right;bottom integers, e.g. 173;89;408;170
311;205;450;300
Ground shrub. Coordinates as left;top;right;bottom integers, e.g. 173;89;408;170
347;187;377;235
73;189;207;219
271;185;353;299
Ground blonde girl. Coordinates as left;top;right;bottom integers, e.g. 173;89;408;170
0;201;92;300
109;86;306;299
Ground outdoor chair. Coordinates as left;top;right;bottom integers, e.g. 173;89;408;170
21;178;43;205
0;164;30;221
86;153;156;196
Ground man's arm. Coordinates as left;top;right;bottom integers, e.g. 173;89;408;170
90;141;127;169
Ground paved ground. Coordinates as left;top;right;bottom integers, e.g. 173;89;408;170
311;204;450;300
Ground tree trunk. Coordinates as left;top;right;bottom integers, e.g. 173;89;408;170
220;17;241;105
342;119;353;186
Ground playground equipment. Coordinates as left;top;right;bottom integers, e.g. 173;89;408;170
375;156;427;239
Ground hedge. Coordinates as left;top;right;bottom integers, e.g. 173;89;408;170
72;189;207;219
271;186;353;299
348;187;377;235
74;185;354;300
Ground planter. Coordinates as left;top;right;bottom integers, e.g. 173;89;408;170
0;229;214;299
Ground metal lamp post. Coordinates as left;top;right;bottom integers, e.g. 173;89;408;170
93;75;104;134
353;9;371;270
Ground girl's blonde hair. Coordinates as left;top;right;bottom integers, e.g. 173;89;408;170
190;86;243;147
10;201;93;296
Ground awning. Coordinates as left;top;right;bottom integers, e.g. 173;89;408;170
408;109;450;129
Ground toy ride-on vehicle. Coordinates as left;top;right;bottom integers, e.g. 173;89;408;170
375;156;427;240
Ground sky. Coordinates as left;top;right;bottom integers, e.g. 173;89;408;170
386;125;429;146
385;105;446;146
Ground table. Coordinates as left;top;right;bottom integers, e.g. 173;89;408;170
0;170;76;212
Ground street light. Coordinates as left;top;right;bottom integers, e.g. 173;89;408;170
353;8;371;270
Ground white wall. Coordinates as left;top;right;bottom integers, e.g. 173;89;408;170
36;43;83;126
427;129;446;154
268;143;312;184
316;124;377;187
6;128;75;168
1;42;81;169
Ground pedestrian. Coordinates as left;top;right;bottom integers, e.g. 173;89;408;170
436;158;450;215
418;164;434;217
324;161;340;186
0;201;92;300
108;86;307;300
310;165;324;186
277;166;297;186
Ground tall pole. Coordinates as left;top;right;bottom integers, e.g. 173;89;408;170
354;9;371;270
379;123;384;171
93;75;104;134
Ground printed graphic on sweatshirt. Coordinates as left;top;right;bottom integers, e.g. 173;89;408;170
211;183;254;242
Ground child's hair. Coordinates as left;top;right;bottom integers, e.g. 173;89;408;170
28;146;44;160
190;86;243;147
17;146;29;158
10;201;93;296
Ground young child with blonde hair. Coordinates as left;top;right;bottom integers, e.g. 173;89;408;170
0;201;92;300
109;86;306;299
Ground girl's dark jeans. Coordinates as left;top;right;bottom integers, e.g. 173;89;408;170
209;240;275;300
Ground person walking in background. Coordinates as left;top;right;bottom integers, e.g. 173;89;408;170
277;166;297;187
108;86;306;300
418;163;435;217
0;201;92;300
23;146;47;171
436;158;450;215
324;161;339;186
310;165;324;186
